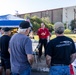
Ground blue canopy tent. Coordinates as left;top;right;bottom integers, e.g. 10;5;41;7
0;20;24;27
0;14;24;27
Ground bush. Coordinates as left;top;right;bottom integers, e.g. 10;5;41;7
52;31;55;34
64;29;72;34
70;19;76;30
24;14;30;19
24;15;54;32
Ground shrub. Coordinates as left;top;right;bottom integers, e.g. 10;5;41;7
24;15;54;32
70;19;76;30
64;29;72;34
52;31;55;34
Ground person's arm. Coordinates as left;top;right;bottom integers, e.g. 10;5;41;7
49;32;51;37
45;41;53;67
37;29;41;36
70;53;76;63
46;28;50;36
8;37;11;53
8;48;10;53
46;55;51;67
27;54;34;65
25;38;34;65
70;40;76;63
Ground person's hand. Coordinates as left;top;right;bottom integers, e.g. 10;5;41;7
41;33;45;35
46;55;51;68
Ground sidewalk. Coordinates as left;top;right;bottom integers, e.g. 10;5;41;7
32;54;49;72
32;54;76;75
31;40;49;72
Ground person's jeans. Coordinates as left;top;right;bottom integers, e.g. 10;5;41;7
49;65;70;75
11;67;31;75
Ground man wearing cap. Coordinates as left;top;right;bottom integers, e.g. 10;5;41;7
46;22;76;75
0;27;11;75
9;21;34;75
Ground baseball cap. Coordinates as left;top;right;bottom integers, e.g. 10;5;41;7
2;27;11;32
54;22;64;31
19;21;30;29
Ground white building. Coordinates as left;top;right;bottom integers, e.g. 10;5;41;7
18;5;76;29
63;6;76;28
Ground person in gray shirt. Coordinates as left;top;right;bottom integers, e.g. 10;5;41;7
9;21;34;75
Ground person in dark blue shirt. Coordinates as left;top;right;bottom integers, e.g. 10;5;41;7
0;27;11;75
46;22;76;75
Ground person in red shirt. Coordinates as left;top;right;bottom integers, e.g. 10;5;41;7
37;23;50;59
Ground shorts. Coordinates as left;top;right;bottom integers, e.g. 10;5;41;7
1;58;10;70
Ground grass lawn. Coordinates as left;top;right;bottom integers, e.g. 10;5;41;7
34;34;76;42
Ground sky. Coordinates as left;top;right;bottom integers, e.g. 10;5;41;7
0;0;76;15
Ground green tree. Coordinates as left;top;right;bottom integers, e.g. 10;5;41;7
30;16;42;32
24;14;30;19
41;17;54;32
70;19;76;30
41;17;50;25
64;29;72;34
23;15;54;32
